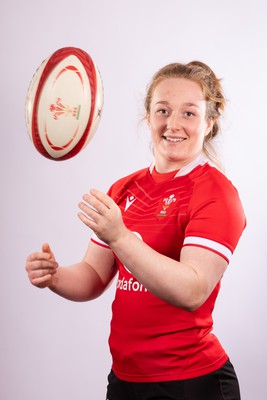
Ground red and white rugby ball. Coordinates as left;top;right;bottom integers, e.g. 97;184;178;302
25;47;103;160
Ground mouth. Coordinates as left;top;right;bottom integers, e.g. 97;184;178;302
162;134;186;143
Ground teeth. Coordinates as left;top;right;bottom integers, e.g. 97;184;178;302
164;137;185;143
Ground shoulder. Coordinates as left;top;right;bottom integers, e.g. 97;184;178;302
188;162;246;232
188;162;246;229
108;167;148;198
184;163;246;256
189;163;240;200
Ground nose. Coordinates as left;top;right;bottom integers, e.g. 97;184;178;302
167;111;182;132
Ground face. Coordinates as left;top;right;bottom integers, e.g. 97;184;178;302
147;77;213;173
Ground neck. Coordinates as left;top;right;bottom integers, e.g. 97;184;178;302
154;152;204;174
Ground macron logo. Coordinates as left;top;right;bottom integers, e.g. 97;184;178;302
125;195;136;211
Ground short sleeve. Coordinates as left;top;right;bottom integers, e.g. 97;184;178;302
183;172;246;262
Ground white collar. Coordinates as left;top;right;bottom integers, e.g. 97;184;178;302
149;154;208;177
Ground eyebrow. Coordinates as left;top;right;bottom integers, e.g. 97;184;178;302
155;101;201;108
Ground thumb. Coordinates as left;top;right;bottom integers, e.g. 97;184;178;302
42;243;55;260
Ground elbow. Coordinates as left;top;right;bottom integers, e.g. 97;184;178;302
170;291;207;312
181;302;203;312
175;279;211;312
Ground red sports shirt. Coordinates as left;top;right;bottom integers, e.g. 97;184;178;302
91;157;246;382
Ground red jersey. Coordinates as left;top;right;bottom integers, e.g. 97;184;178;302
91;157;246;382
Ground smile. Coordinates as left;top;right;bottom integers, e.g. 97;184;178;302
163;136;186;143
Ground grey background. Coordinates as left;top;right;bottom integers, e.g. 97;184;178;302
1;0;266;399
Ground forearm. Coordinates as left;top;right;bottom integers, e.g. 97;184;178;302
109;231;201;310
49;261;108;302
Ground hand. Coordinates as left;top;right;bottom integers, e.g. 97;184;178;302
78;189;128;245
25;243;58;288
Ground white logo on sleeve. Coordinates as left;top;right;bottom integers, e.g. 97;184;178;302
125;195;136;211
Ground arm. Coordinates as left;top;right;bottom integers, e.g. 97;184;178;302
107;232;226;311
78;189;227;311
25;241;117;302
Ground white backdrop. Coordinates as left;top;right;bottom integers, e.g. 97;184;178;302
1;1;266;399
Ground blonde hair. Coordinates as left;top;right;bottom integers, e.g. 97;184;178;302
144;61;226;168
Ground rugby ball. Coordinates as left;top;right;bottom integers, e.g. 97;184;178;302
25;47;103;160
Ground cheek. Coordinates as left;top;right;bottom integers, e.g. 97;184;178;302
155;117;167;131
193;121;210;137
150;128;159;144
149;119;164;136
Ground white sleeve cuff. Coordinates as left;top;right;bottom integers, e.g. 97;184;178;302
183;236;232;262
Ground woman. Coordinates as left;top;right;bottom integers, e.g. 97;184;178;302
26;61;246;400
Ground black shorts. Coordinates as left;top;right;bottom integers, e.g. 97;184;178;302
106;359;241;400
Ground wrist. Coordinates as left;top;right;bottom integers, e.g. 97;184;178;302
48;267;60;291
108;227;132;250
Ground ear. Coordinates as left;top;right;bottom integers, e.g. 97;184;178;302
146;112;151;127
205;119;214;136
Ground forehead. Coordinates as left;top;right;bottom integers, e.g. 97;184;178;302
152;77;205;104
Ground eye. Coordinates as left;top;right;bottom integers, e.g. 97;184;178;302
156;108;170;116
185;111;194;117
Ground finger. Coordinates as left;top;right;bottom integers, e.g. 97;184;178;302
42;243;55;260
78;200;102;222
31;274;53;287
26;252;58;269
29;267;56;280
81;193;110;217
25;263;57;278
89;189;115;209
29;259;57;269
26;251;54;263
77;211;98;230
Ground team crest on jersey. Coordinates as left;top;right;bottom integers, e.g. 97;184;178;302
156;194;177;217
